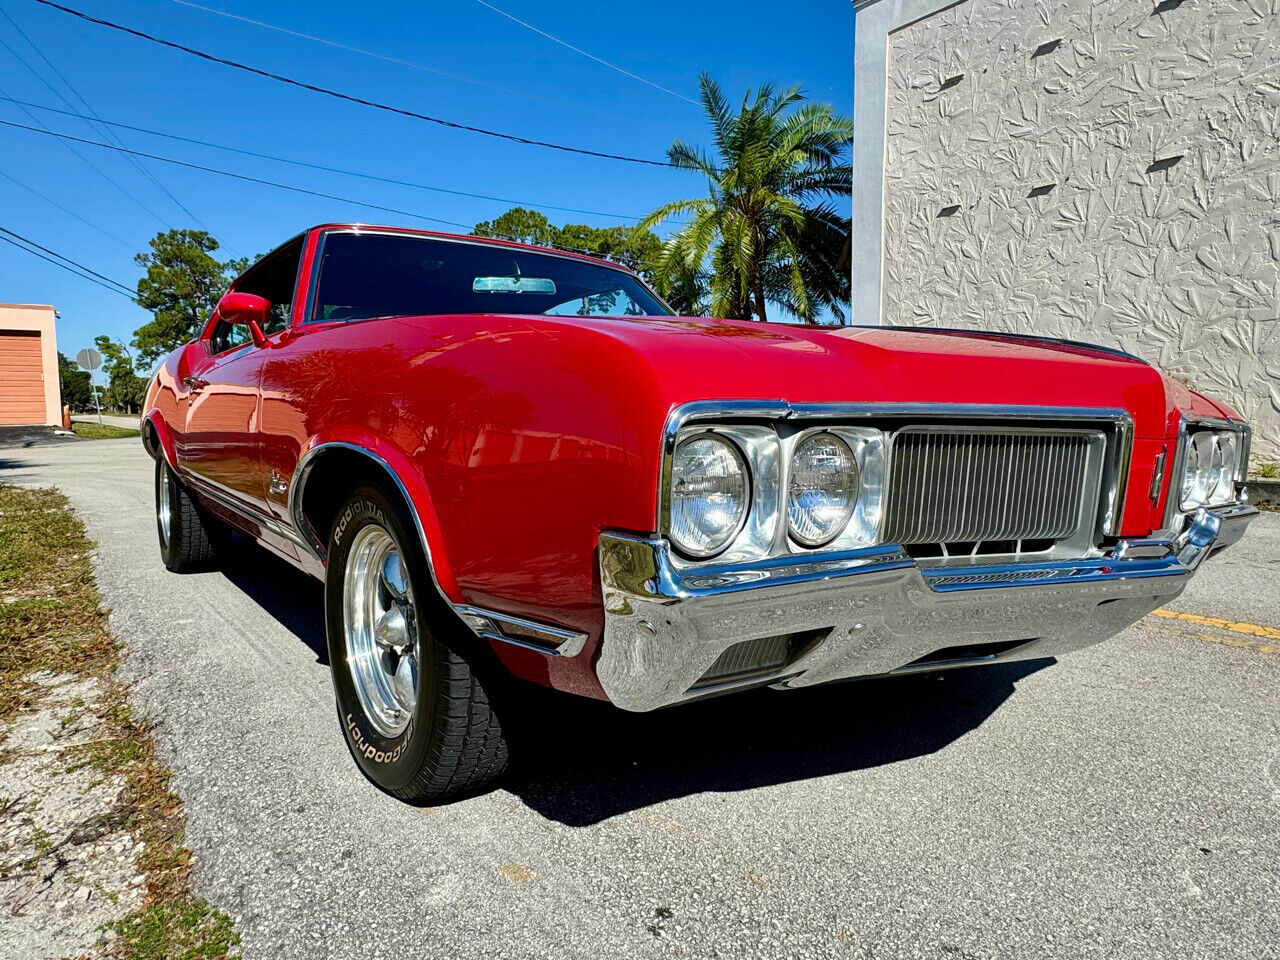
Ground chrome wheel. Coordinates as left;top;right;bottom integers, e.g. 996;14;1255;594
342;525;419;738
157;461;172;547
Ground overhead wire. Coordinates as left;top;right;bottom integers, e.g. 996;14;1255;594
1;118;661;259
0;94;663;222
0;225;138;300
0;117;476;229
160;0;580;109
0;4;218;239
0;166;133;247
0;47;170;226
469;0;699;106
29;0;675;168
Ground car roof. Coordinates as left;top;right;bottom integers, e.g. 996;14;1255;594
307;223;634;273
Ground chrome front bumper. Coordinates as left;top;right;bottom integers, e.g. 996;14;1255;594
596;504;1258;712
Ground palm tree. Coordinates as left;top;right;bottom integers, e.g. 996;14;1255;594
638;74;853;323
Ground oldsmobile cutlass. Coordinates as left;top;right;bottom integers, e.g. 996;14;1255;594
142;224;1258;802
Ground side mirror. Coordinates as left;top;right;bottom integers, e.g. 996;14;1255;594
217;291;271;348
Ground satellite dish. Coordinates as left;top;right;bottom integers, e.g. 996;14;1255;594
75;348;102;372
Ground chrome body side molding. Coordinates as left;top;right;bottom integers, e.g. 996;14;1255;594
455;606;588;658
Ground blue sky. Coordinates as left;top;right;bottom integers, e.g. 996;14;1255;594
0;0;854;374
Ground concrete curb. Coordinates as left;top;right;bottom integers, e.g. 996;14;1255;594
1247;477;1280;506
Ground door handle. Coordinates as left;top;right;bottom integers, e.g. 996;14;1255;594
183;376;209;392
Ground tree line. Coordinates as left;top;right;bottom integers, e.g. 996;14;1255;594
61;75;850;411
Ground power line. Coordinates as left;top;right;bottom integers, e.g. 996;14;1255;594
0;49;170;226
30;0;674;168
0;4;214;237
161;0;571;108
0;226;138;300
0;166;133;247
469;0;698;106
0;94;660;222
5;118;661;264
0;225;135;294
0;117;477;229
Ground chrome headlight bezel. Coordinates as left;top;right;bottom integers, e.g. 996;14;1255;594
659;414;887;567
666;431;751;559
787;432;859;547
787;425;885;552
1177;423;1248;513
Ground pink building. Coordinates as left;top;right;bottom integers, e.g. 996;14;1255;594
0;303;61;426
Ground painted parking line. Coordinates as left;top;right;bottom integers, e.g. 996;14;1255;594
1148;609;1280;655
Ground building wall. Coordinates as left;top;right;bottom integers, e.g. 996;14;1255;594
856;0;1280;462
0;304;61;426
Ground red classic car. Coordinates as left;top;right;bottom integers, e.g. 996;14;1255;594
142;224;1258;802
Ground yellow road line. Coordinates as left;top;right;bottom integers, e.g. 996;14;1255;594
1149;609;1280;654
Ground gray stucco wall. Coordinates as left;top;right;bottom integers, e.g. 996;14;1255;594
861;0;1280;461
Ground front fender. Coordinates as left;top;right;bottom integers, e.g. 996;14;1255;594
292;432;461;603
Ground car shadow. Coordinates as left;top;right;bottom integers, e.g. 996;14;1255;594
212;535;1052;825
501;659;1052;827
216;534;330;666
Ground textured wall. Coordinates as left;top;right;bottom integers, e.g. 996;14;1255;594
882;0;1280;462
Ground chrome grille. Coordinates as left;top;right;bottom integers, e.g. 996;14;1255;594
883;429;1100;546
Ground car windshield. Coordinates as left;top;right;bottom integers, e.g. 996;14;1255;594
311;231;670;322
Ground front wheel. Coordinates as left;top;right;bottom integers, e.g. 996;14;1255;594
155;458;222;573
324;484;508;803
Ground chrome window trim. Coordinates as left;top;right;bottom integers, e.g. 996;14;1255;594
657;401;1135;562
305;226;672;324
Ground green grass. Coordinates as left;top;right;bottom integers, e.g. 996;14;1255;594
71;421;141;440
110;904;241;960
1255;461;1280;480
0;485;117;718
0;484;240;959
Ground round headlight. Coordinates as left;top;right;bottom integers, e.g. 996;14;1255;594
788;433;858;547
668;434;749;558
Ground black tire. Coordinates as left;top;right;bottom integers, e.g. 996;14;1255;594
155;457;222;573
324;483;509;803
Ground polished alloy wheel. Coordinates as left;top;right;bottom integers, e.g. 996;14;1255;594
342;525;419;738
157;461;172;547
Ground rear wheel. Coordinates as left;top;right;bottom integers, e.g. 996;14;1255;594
324;483;508;803
155;458;222;573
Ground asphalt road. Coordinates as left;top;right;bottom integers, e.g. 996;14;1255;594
3;439;1278;960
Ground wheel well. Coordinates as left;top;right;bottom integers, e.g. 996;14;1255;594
296;447;406;557
142;419;162;462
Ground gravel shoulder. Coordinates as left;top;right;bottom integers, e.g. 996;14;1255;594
2;439;1278;960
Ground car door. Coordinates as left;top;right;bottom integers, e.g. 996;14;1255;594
175;313;269;516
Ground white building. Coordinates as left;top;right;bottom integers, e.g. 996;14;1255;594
853;0;1280;461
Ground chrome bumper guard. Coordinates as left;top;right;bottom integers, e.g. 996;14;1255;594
596;503;1258;712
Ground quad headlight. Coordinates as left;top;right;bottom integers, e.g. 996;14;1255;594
788;433;859;546
1180;428;1242;511
668;433;749;558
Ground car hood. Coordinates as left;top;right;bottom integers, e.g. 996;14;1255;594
508;314;1178;438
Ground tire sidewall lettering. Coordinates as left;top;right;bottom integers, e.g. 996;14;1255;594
329;492;419;778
